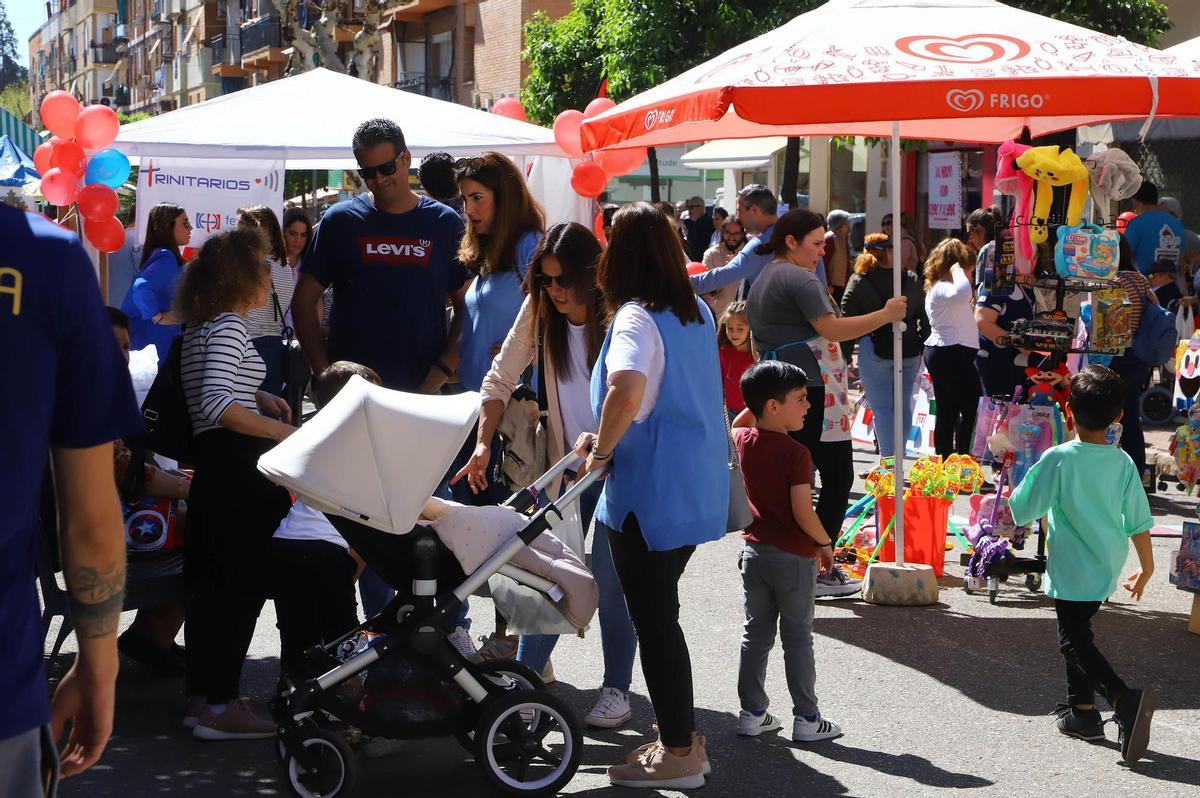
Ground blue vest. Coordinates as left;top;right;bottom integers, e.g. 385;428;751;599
590;298;728;551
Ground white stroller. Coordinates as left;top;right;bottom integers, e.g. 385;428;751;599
257;376;599;797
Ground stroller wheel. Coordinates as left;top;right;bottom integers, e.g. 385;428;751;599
962;576;975;595
456;660;546;752
473;689;582;796
1140;385;1174;425
284;728;357;798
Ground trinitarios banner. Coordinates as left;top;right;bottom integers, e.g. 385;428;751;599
135;157;285;260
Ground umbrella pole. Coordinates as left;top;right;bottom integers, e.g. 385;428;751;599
890;121;905;566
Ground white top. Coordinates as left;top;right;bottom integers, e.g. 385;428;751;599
245;257;296;339
555;321;598;452
272;499;349;550
604;304;665;423
924;264;978;349
181;312;266;435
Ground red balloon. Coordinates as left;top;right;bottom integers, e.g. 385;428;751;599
491;97;527;122
34;141;54;175
595;146;647;178
85;216;126;253
553;110;585;159
593;210;607;247
50;139;87;177
76;105;120;149
40;90;82;140
570;161;607;199
78;184;119;221
40;167;80;207
686;261;708;277
584;97;616;119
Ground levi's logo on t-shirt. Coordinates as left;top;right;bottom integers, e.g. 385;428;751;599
360;237;433;267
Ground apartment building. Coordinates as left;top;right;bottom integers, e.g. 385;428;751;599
28;0;122;127
120;0;223;114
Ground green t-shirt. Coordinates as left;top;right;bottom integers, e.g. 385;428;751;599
1009;440;1153;601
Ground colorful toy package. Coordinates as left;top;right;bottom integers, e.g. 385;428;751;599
1091;289;1133;351
1170;404;1200;494
1170;520;1200;594
988;402;1066;487
1055;223;1120;280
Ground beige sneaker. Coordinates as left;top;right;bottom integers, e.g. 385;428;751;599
609;740;706;789
476;634;518;661
627;728;710;775
541;658;556;685
193;699;275;741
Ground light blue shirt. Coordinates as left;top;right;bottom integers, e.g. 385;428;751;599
690;222;827;294
1125;209;1185;274
1009;440;1153;601
458;230;540;391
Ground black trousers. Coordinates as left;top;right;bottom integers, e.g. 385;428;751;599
270;538;359;674
1110;355;1151;480
184;429;292;704
924;345;982;457
1055;599;1129;708
789;386;855;540
603;514;696;749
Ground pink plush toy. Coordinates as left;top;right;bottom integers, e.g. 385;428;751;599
996;140;1034;268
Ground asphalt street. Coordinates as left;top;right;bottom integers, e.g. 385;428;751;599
51;435;1200;798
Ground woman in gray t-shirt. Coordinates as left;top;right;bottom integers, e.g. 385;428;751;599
746;209;905;541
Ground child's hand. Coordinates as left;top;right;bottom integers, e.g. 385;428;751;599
1122;567;1153;601
817;545;834;574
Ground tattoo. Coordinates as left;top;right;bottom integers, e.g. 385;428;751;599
66;561;126;639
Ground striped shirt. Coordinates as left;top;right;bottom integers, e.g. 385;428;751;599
245;257;296;339
1115;270;1155;332
181;312;266;435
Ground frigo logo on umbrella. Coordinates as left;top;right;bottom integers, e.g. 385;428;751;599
945;88;1048;113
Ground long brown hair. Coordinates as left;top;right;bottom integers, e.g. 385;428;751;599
236;204;287;264
174;228;269;325
140;202;186;268
854;233;892;275
528;223;605;380
597;202;701;325
456;152;545;276
923;237;974;291
754;208;825;257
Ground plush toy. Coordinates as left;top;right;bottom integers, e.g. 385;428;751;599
967;491;1032;548
996;140;1034;262
1016;145;1090;248
1085;147;1143;206
1175;331;1200;413
1024;352;1071;419
1170;404;1200;494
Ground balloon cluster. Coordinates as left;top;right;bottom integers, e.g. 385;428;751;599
33;91;131;253
552;98;647;200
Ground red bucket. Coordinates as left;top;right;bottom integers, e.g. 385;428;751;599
875;495;952;576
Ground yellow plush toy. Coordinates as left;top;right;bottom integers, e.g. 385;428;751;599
1015;145;1090;247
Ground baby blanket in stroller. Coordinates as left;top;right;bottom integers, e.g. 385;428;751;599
422;497;598;634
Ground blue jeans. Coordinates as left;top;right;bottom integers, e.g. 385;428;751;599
516;482;638;691
857;336;921;458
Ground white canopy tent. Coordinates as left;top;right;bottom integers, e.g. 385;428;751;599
114;68;565;164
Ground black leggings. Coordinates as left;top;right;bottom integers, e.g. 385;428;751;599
1055;599;1129;708
789;385;855;540
604;514;696;749
185;429;292;704
924;345;982;457
270;538;359;674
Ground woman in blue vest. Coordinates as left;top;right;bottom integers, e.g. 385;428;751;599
120;202;190;367
577;202;726;790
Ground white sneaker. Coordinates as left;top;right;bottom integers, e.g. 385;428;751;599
448;627;480;662
815;566;862;598
737;710;783;737
182;696;205;730
585;687;632;728
193;699;275;741
792;714;842;742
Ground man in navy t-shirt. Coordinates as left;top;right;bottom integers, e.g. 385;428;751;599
294;119;469;392
0;205;143;789
1124;181;1185;275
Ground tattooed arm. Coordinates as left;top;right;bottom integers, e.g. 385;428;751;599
50;442;126;778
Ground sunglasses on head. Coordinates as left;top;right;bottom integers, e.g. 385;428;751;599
535;273;573;290
357;154;402;181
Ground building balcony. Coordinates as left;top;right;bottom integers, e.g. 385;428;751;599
114;85;131;107
210;35;249;78
92;44;119;64
394;72;454;102
240;17;287;70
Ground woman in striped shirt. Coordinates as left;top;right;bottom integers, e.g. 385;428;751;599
176;228;295;742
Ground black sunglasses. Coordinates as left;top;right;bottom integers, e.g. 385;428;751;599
357;154;402;181
535;273;573;290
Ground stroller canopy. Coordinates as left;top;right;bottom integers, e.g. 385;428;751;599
258;376;481;535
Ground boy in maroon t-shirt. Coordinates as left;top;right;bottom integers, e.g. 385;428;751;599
731;361;843;744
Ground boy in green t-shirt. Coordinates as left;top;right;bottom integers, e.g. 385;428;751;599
1010;365;1156;765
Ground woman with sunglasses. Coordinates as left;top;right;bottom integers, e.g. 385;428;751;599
121;202;191;367
881;212;924;274
840;233;929;458
455;222;640;730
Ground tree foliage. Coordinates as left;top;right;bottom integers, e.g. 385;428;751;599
1005;1;1172;47
0;78;29;119
0;0;27;91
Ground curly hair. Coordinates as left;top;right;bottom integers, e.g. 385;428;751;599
456;152;545;276
174;229;270;326
923;237;975;291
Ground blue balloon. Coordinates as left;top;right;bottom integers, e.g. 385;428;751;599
84;148;131;189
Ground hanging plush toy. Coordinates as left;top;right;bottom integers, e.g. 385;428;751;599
1025;351;1072;430
996;140;1034;265
1016;145;1090;248
1085;148;1143;207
